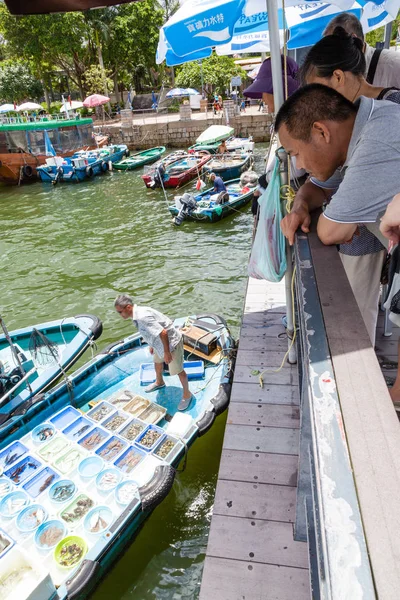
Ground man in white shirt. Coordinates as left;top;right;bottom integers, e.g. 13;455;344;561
324;13;400;87
115;294;193;411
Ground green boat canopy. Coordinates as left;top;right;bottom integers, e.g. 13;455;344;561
196;125;234;145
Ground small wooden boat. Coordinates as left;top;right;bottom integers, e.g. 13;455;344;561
37;145;128;184
142;151;211;189
0;314;234;600
0;314;102;415
113;146;165;171
189;136;255;155
202;152;254;180
169;178;256;224
142;150;188;187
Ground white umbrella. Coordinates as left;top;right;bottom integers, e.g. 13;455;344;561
60;101;84;112
17;102;43;111
0;103;18;113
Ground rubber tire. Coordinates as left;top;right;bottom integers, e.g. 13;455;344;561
66;559;100;600
196;410;216;436
75;314;103;340
101;161;108;172
139;464;176;511
22;165;33;178
86;166;94;178
211;382;231;416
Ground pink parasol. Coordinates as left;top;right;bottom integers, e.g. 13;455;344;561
83;94;110;108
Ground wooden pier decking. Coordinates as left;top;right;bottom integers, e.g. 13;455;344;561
200;277;310;600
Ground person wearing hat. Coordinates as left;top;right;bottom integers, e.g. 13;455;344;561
244;55;299;113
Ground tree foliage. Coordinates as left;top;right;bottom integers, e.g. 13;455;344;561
0;61;43;102
176;54;247;96
82;65;113;95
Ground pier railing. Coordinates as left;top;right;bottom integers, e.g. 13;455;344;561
293;223;400;598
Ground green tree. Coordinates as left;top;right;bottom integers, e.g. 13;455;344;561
176;54;246;96
82;64;113;95
0;61;43;102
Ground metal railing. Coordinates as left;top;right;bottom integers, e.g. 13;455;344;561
0;113;80;125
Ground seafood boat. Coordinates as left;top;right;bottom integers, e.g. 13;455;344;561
0;315;102;421
202;152;254;180
142;152;211;189
0;314;234;600
37;145;129;184
0;117;108;185
113;146;166;171
169;177;256;224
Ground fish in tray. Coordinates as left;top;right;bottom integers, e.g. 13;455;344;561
60;494;94;525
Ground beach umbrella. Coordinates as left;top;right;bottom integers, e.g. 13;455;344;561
166;88;200;98
59;101;84;112
196;125;234;144
0;104;18;113
83;94;110;108
17;102;43;111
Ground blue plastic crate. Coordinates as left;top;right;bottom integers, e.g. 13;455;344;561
62;416;92;440
50;406;81;430
139;360;204;385
0;441;28;470
114;445;146;474
134;424;166;453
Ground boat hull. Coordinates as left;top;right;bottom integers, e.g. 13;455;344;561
142;153;211;189
113;146;166;171
203;153;254;180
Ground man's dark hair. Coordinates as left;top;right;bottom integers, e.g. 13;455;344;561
275;84;357;141
323;12;364;40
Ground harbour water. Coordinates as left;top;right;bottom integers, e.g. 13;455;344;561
0;145;267;599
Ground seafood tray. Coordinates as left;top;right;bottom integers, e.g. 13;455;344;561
123;395;150;417
114;446;146;474
119;418;146;442
78;456;104;479
135;425;165;453
102;410;129;433
0;442;28;471
152;435;182;463
22;467;59;499
54;447;85;475
77;427;109;451
38;435;70;463
83;506;113;535
48;479;76;504
137;403;166;425
50;406;81;430
95;436;127;462
108;388;137;409
34;519;66;550
59;493;95;527
5;456;41;486
54;535;87;569
0;529;13;559
0;478;13;499
62;416;92;440
16;503;47;532
31;422;56;445
95;468;121;493
0;490;29;518
86;401;114;423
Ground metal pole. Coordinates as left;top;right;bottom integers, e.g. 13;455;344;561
384;21;393;49
0;315;32;392
199;60;204;98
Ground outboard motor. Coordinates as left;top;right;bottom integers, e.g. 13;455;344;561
173;193;197;225
150;163;166;189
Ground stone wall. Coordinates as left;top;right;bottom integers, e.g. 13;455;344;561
104;113;273;150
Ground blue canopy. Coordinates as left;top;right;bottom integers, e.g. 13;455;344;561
44;130;56;157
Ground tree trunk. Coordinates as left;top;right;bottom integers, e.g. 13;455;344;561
113;70;121;104
171;66;175;86
97;41;111;114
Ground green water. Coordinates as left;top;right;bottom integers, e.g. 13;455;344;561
0;146;267;599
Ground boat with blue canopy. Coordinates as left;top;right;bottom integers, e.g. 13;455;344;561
0;314;234;600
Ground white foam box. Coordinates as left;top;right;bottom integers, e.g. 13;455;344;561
0;545;56;600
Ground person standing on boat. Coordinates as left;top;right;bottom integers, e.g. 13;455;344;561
114;295;193;411
217;140;227;154
209;172;229;204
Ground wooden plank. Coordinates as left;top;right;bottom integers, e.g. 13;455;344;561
218;449;298;487
200;556;310;600
223;423;299;455
207;514;309;569
239;323;287;338
213;479;297;522
234;364;296;386
230;382;299;406
241;312;285;325
227;402;300;428
236;349;293;369
238;336;288;351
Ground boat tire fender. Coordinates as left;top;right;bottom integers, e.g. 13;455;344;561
196;410;215;436
196;313;228;328
211;382;231;416
75;313;103;340
101;161;108;172
86;166;94;178
139;464;176;511
23;165;34;178
66;559;101;600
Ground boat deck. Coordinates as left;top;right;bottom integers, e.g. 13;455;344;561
199;277;310;600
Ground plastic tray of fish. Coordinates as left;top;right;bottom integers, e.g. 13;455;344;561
0;528;14;559
77;427;110;452
108;388;138;409
0;441;28;471
22;467;59;499
86;401;114;424
95;436;127;462
38;435;70;463
152;434;183;464
50;406;81;430
123;395;151;417
62;416;92;440
119;418;147;442
53;447;86;475
134;425;166;453
137;403;167;425
5;455;41;486
0;477;13;498
114;446;146;474
59;493;95;527
102;410;130;433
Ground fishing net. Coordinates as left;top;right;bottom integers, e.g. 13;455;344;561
29;328;60;366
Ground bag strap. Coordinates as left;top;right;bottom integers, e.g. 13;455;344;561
366;49;383;84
